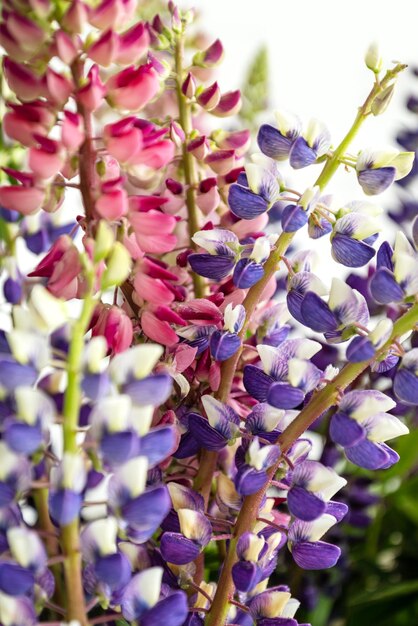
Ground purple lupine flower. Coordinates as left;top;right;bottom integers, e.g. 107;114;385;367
0;593;36;626
160;508;212;564
177;324;218;355
288;513;342;570
210;303;245;361
189;228;239;280
243;340;322;409
294;278;369;343
330;390;408;469
188;395;240;451
393;348;418;405
49;453;87;526
228;156;284;219
109;344;172;406
0;442;31;508
330;201;381;267
22;211;75;255
81;517;131;593
370;233;418;304
287;461;347;522
249;586;304;626
121;567;188;626
257;110;301;160
81;336;111;401
3;387;54;455
286;272;327;326
281;187;319;233
163;482;204;533
0;330;49;392
234;437;281;495
256;303;291;347
233;235;278;289
356;149;414;195
232;530;285;592
109;456;171;543
289;119;330;169
346;318;393;363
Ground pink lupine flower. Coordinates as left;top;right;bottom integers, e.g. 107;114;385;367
46;68;74;107
134;272;175;306
103;117;143;163
205;149;236;175
105;118;174;168
182;72;196;98
89;0;136;30
141;309;180;346
212;90;242;117
129;205;177;254
91;304;133;354
3;101;55;147
217;129;251;157
61;111;84;153
76;65;106;112
0;186;45;215
96;178;129;220
28;135;64;179
197;82;221;110
0;24;30;62
116;22;150;65
106;64;160;111
28;235;83;299
188;136;210;160
61;0;89;32
3;58;47;101
196;178;220;215
6;11;46;54
175;298;224;326
53;30;79;65
87;29;120;67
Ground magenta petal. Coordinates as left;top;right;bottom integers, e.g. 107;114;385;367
160;532;201;564
292;540;341;569
287;486;326;522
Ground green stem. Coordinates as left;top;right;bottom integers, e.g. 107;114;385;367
204;63;408;626
60;284;96;625
174;32;205;298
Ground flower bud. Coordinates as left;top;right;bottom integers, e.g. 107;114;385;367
87;29;120;67
197;82;221;110
193;39;224;67
54;30;78;65
371;83;395;116
365;42;383;73
46;68;74;107
211;90;242;117
62;0;89;33
76;65;106;112
62;111;84;152
181;72;196;98
116;22;150;65
94;220;115;261
101;242;132;289
205;149;235;175
187;135;210;160
106;64;160;111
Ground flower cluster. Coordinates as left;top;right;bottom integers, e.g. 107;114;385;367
0;7;416;626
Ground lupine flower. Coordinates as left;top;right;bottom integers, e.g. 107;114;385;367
106;64;160;111
243;340;322;409
356;149;414;195
291;277;369;343
346;318;393;363
258;110;302;160
393;348;418;405
210;303;245;361
249;586;304;626
3;387;54;454
0;593;36;626
28;235;83;300
228;155;284;220
160;508;212;564
121;567;188;625
109;456;171;543
0;328;49;391
330;390;408;469
288;513;342;569
286;272;327;326
234;437;281;495
281;187;319;233
287;461;347;522
0;443;31;508
232;531;285;592
330;201;381;267
81;517;131;593
255;302;291;347
289;119;331;169
49;453;87;526
91;304;133;354
233;235;278;288
189;228;239;280
369;233;418;304
188;395;240;450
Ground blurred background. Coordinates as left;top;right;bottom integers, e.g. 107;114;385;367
179;2;418;625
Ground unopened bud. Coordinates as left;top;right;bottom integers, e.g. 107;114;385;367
94;220;115;262
365;42;383;74
371;83;395;116
101;242;132;289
